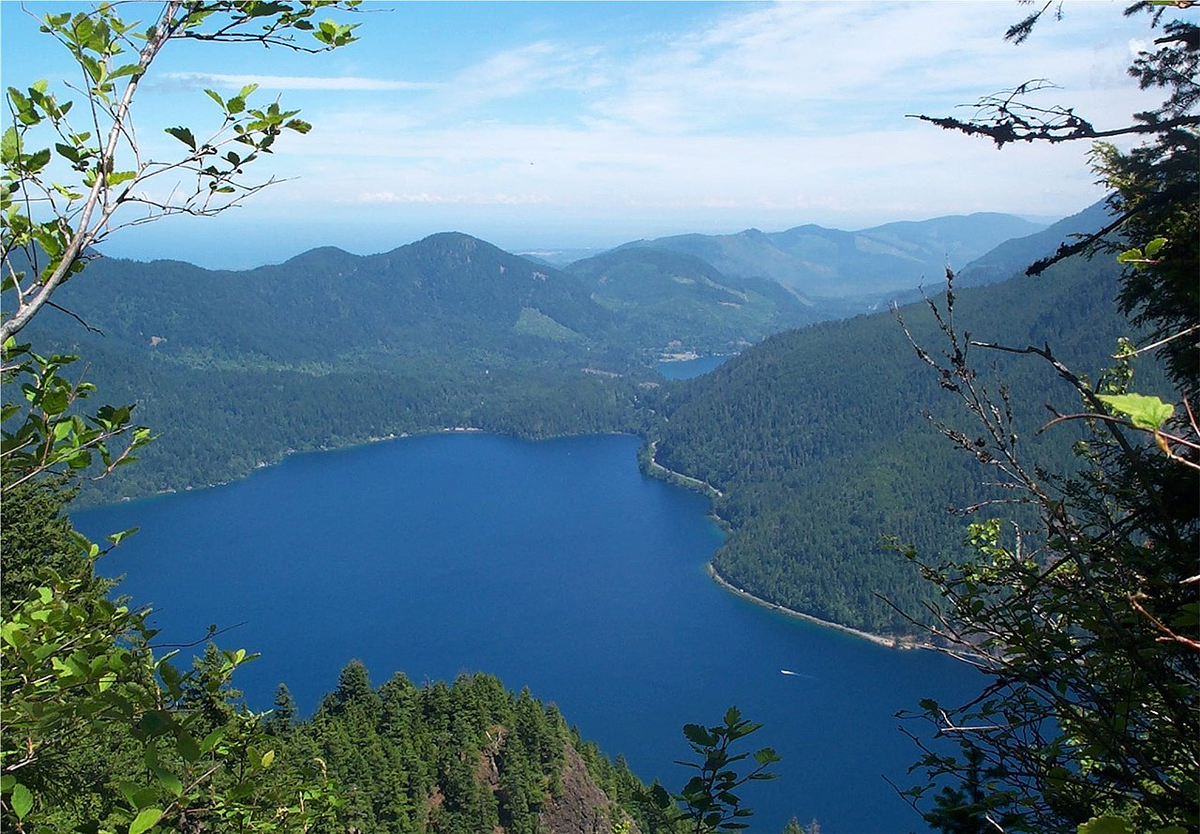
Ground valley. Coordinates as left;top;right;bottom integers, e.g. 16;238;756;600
21;200;1149;646
5;3;1196;833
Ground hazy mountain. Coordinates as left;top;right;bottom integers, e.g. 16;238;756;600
955;200;1112;287
565;247;822;355
613;212;1047;299
37;230;828;367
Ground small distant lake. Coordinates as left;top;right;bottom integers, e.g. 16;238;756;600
76;433;978;833
658;354;731;379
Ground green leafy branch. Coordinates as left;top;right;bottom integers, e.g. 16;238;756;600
652;707;781;833
1040;393;1200;473
1;562;340;833
1116;236;1169;271
1;340;155;494
2;1;359;344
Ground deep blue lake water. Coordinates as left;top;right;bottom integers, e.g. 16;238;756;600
76;432;979;833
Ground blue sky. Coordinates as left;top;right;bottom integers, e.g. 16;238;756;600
2;1;1164;268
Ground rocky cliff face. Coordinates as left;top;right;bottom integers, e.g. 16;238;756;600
539;744;641;834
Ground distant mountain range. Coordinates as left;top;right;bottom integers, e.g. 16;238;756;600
19;201;1112;507
611;212;1047;299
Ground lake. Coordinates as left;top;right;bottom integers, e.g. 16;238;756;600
76;432;980;833
658;354;731;380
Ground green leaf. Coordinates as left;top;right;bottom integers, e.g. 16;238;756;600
1143;236;1167;257
28;148;52;172
176;728;201;763
129;806;163;834
683;723;715;747
11;782;33;820
200;727;226;753
1077;817;1131;834
107;526;140;546
55;141;82;163
164;126;196;150
1096;393;1175;430
1;127;19;162
152;765;182;798
42;387;70;416
108;63;142;81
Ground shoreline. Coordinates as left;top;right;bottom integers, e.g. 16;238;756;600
642;438;934;651
111;426;490;505
643;440;724;499
706;563;931;651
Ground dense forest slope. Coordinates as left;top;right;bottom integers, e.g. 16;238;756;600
22;234;663;503
274;663;654;834
650;252;1168;635
32;233;618;368
566;247;823;355
954;201;1112;288
18;213;1074;506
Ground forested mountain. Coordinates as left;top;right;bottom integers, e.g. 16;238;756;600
954;200;1112;288
16;209;1096;522
32;233;617;368
566;247;823;355
270;663;658;834
21;233;665;504
649;250;1169;635
34;215;1072;506
612;212;1045;298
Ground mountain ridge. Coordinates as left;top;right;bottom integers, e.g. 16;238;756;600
16;201;1111;509
609;211;1048;299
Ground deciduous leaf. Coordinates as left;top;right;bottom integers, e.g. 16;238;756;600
152;765;182;798
1097;393;1174;430
11;782;33;819
683;723;714;747
1077;817;1131;834
129;806;163;834
164;126;195;149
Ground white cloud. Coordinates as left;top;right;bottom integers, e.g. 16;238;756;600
355;190;552;206
582;2;1155;136
184;2;1169;238
162;72;434;91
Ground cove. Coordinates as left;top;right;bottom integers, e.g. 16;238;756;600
76;432;980;833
